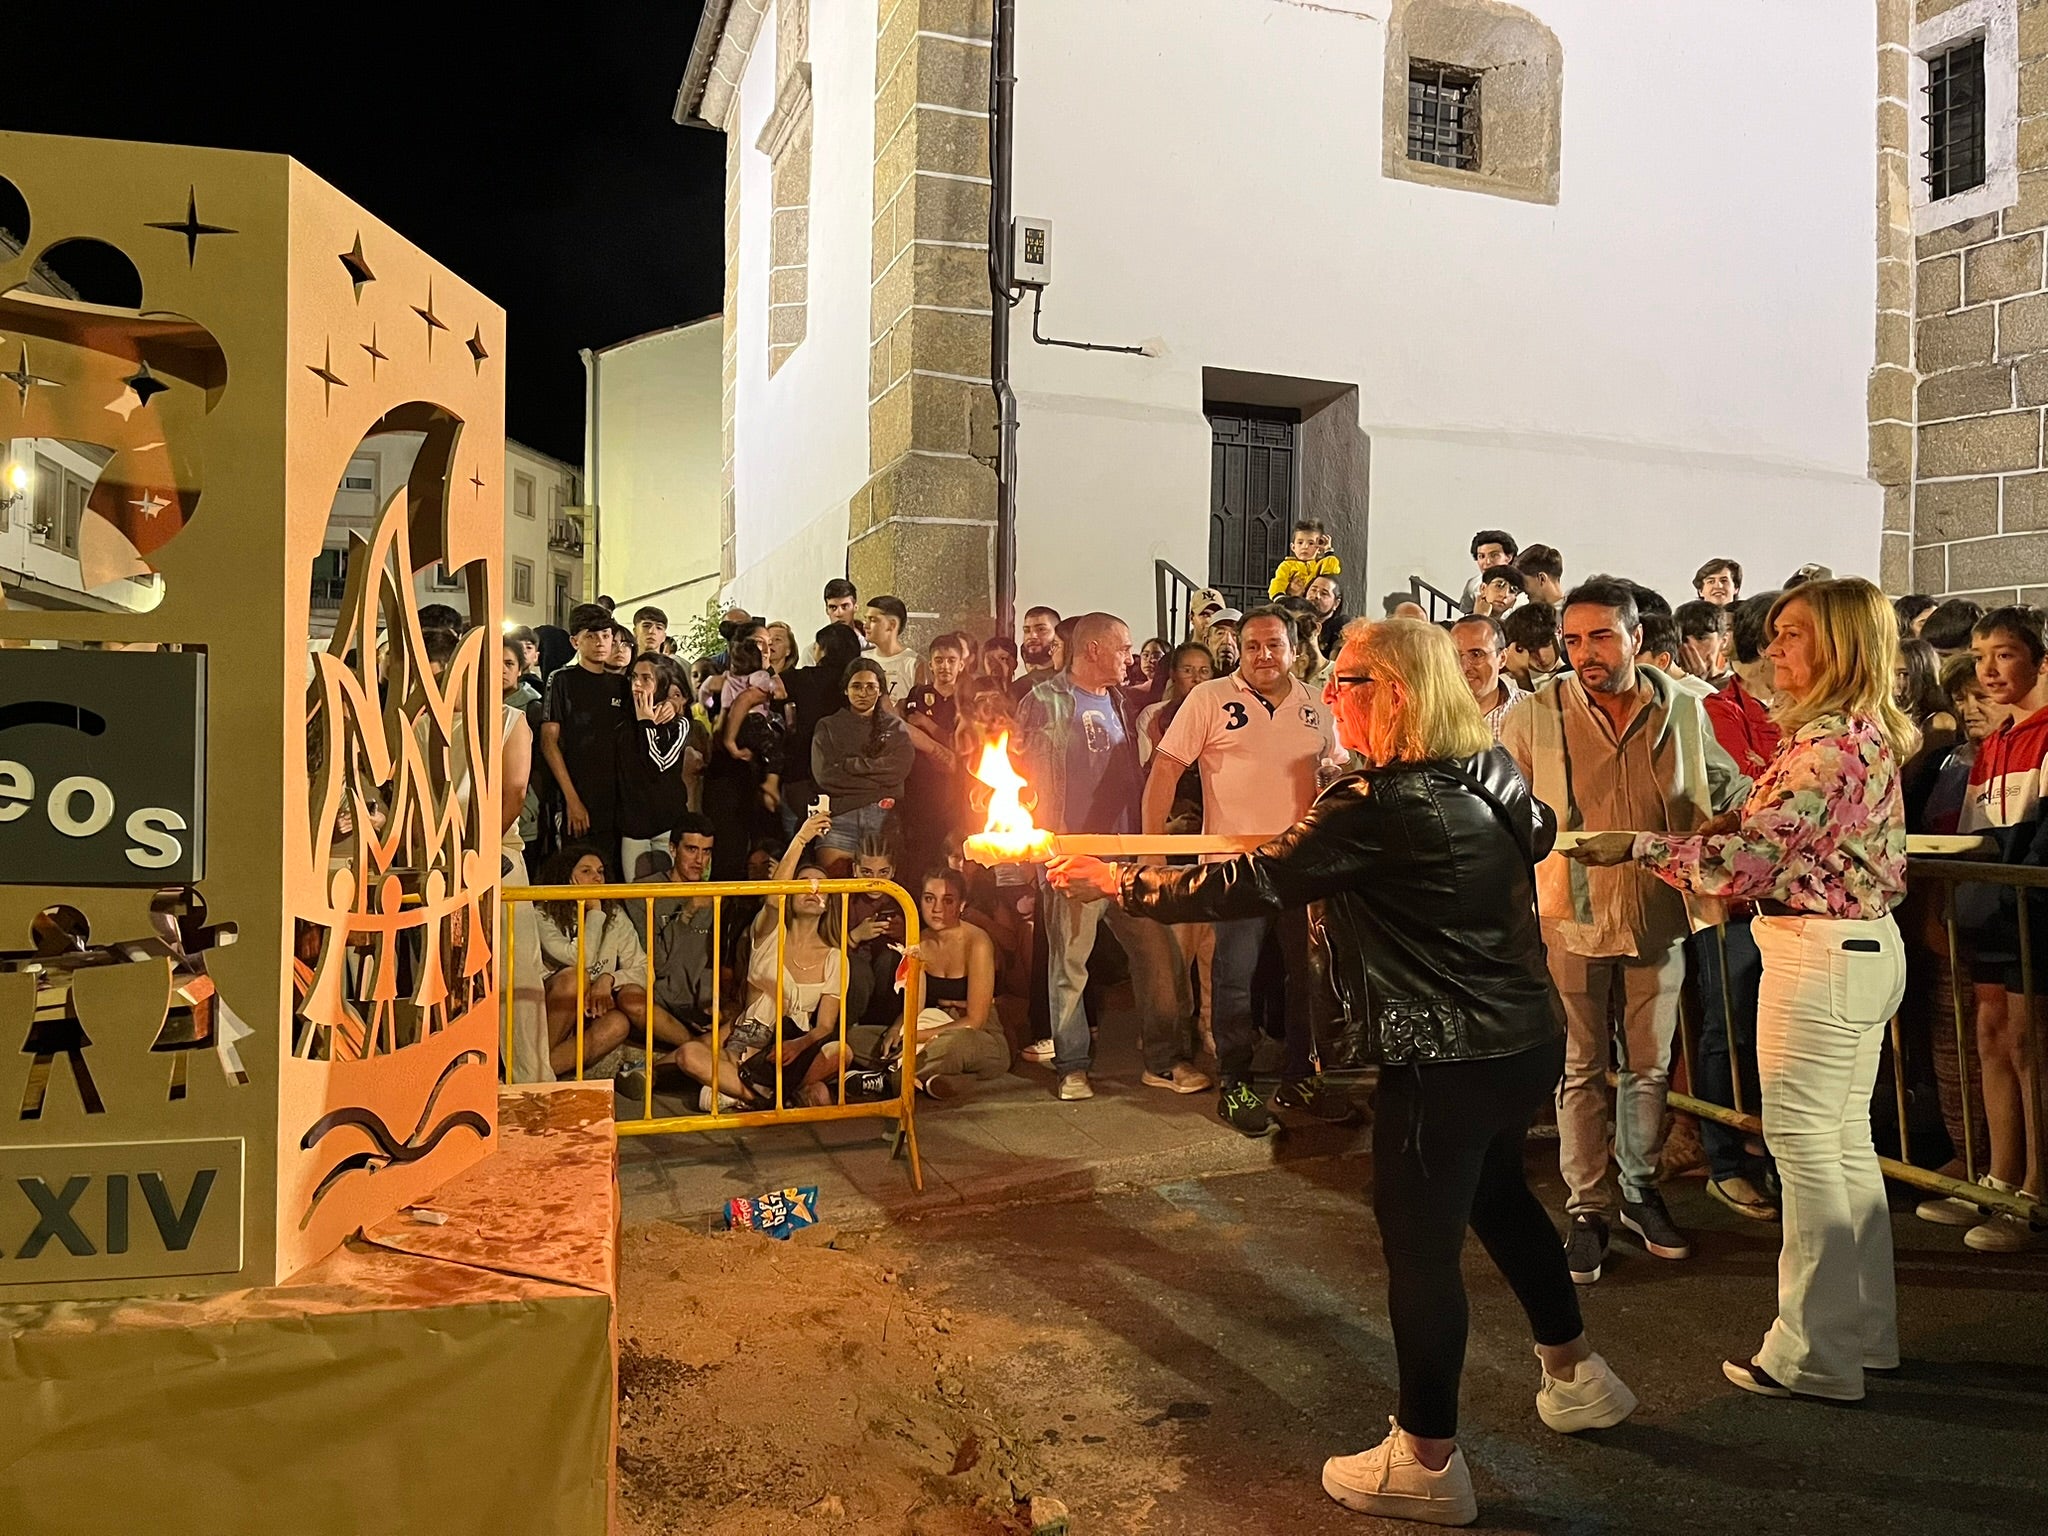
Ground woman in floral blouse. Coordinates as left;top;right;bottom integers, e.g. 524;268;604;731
1568;578;1915;1405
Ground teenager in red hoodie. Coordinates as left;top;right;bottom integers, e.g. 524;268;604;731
1948;607;2048;1251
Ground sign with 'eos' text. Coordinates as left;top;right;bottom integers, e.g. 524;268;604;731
0;1138;244;1285
0;649;205;884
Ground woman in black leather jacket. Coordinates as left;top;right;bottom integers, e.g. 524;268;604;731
1051;618;1637;1526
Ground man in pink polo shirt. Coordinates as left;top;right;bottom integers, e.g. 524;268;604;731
1144;606;1352;1136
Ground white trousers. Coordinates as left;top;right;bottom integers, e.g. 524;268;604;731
1752;912;1906;1400
502;847;554;1085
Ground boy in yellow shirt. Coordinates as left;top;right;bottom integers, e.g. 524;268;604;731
1267;519;1341;598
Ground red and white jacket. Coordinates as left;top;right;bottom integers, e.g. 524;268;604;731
1962;704;2048;851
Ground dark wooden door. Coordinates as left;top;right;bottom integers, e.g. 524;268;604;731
1207;406;1298;612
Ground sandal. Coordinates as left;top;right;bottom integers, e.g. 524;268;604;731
1707;1175;1780;1222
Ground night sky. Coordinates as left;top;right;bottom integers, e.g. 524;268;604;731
0;2;720;464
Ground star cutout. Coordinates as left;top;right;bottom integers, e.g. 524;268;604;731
465;325;489;371
468;467;486;497
307;340;347;412
340;234;376;299
131;490;172;521
124;362;170;407
412;281;448;354
1;342;61;408
145;186;237;267
360;325;388;381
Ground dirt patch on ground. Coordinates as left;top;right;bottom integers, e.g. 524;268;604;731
617;1221;1060;1536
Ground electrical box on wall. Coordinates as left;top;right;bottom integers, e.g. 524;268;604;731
1011;216;1052;288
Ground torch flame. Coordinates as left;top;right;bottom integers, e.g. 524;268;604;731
963;731;1056;866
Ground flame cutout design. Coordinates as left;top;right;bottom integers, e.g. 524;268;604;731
294;483;493;1061
963;732;1055;866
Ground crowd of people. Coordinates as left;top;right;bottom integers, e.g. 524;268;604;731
481;532;2047;1524
498;536;2040;1250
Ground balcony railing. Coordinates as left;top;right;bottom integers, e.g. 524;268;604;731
548;520;584;556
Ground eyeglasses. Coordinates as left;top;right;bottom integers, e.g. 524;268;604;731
1330;674;1375;688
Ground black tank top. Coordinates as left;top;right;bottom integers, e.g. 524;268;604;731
925;971;969;1006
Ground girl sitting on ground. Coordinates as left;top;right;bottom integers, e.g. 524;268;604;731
674;810;849;1111
534;844;659;1079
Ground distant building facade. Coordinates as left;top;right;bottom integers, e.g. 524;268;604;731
680;0;1885;637
310;436;582;640
1884;0;2048;602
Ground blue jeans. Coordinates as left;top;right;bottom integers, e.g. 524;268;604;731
1212;913;1316;1087
1690;918;1769;1182
819;801;889;856
1042;878;1194;1077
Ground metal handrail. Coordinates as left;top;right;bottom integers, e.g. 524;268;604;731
1156;556;1200;643
502;876;924;1190
1409;575;1464;623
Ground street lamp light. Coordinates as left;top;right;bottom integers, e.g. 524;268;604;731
1;459;28;518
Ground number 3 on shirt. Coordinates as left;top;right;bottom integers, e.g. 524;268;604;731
1221;701;1249;731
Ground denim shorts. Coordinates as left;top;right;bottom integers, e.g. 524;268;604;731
819;801;890;855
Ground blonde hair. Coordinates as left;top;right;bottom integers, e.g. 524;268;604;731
1769;578;1919;762
1337;618;1494;764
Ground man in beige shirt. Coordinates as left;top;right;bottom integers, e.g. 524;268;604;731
1501;578;1749;1287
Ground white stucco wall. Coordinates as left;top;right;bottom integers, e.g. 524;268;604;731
726;0;879;630
1005;0;1880;619
590;317;722;627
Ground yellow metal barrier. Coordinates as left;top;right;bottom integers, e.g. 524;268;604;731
1671;856;2046;1228
501;876;923;1191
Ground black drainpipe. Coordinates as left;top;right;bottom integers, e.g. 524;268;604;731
988;0;1019;638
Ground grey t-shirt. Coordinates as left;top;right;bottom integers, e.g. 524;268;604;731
651;896;717;1022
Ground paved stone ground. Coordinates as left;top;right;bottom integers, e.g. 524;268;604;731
616;1018;1361;1230
915;1159;2048;1536
615;1014;2047;1533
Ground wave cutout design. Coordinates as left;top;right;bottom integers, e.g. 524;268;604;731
299;1049;488;1225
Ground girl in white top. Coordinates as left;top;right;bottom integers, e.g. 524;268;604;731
675;809;849;1110
533;845;644;1077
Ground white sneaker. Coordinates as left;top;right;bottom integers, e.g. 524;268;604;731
1056;1072;1094;1101
1021;1038;1056;1064
1535;1349;1638;1433
1321;1419;1477;1526
697;1086;745;1114
1916;1175;2000;1227
1965;1202;2043;1253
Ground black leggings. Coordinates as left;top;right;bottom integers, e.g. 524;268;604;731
1372;1038;1582;1440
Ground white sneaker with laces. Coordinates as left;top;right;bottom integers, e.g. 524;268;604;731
1021;1038;1056;1064
1535;1349;1638;1433
1965;1202;2043;1252
1321;1418;1477;1526
1056;1072;1094;1101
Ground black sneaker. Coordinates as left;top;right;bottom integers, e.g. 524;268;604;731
1272;1074;1360;1124
1619;1189;1692;1260
846;1069;896;1103
1566;1214;1609;1286
1219;1081;1281;1138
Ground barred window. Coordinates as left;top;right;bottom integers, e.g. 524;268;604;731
1925;37;1988;202
1408;61;1481;171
